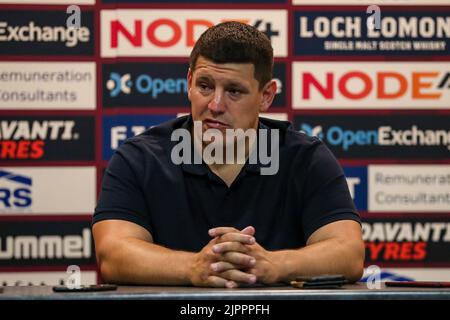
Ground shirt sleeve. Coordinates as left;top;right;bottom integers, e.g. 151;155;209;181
300;140;361;242
92;141;152;234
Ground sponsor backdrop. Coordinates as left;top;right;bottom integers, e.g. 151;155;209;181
0;0;449;286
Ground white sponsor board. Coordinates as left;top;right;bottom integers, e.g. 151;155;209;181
0;271;97;286
369;165;450;212
0;167;96;214
293;0;450;4
292;62;450;109
101;9;287;57
363;268;450;282
0;62;95;110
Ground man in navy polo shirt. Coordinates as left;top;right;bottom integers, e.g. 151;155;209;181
93;22;364;288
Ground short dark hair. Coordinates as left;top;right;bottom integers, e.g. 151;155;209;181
189;21;274;90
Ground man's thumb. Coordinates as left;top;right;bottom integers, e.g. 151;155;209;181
241;226;255;236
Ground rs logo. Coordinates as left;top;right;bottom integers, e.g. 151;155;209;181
0;170;32;208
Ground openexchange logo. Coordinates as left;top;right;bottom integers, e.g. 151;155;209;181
300;123;450;151
0;170;32;209
0;21;90;48
106;72;187;98
300;124;324;139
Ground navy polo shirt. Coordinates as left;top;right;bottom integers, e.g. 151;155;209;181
93;115;360;252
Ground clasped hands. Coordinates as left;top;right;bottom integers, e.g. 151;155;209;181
189;226;279;288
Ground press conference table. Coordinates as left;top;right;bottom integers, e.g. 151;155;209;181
1;283;450;300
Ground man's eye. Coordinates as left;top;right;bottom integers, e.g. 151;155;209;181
198;83;212;91
228;89;242;96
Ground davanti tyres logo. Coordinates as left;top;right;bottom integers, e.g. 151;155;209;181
362;219;450;263
0;117;95;161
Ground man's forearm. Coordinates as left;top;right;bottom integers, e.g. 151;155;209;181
271;238;365;283
98;237;195;285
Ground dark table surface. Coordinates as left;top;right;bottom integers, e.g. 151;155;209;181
1;283;450;300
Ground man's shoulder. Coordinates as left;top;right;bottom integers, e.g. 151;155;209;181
127;115;187;145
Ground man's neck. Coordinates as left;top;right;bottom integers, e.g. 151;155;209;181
190;122;259;187
208;162;245;187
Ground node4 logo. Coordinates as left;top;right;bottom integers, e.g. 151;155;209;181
106;72;187;98
101;9;287;57
292;62;450;108
0;170;32;210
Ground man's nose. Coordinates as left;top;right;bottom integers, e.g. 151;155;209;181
207;90;225;113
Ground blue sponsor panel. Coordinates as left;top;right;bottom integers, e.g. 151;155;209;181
294;115;450;159
343;166;368;212
294;10;450;56
103;114;175;160
103;62;285;108
103;63;189;108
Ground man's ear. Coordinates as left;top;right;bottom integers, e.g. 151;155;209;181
187;68;193;101
259;80;277;112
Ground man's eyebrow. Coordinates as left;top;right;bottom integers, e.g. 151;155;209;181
195;75;213;82
225;80;249;90
194;75;249;90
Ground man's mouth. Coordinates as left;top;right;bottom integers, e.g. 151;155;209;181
203;119;230;129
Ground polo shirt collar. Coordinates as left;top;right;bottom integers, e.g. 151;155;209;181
179;115;276;176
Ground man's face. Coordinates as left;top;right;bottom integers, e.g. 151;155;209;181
188;56;275;135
